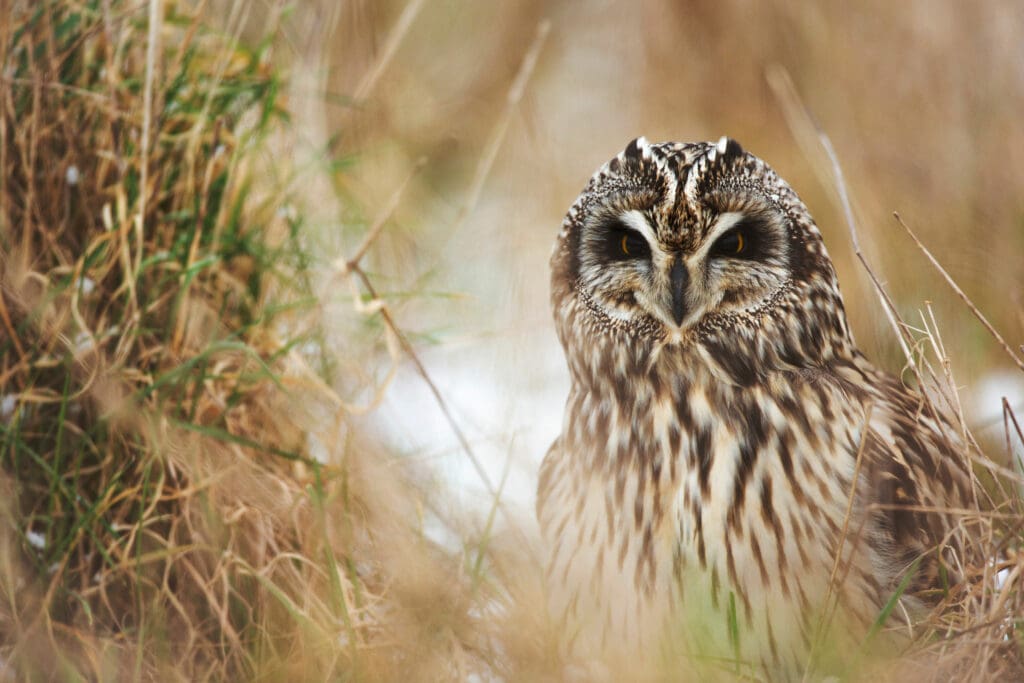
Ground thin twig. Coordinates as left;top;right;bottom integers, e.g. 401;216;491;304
866;503;1024;519
0;9;7;246
353;0;429;102
892;212;1024;373
0;288;25;358
329;161;426;416
451;19;550;236
0;75;124;107
920;304;980;509
1003;399;1024;478
22;46;40;253
351;265;499;498
330;153;497;494
817;132;917;367
768;66;978;494
346;157;427;269
136;0;162;308
337;19;551;501
768;66;917;369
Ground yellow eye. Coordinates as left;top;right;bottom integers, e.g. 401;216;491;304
710;223;754;259
611;229;650;260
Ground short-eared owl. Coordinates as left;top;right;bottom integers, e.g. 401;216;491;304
537;137;972;678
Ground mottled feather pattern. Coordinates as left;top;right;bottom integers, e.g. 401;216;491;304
538;137;972;678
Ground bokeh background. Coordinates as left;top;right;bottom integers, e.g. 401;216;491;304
235;0;1024;518
3;1;1022;679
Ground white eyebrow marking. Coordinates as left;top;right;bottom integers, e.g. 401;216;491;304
708;211;746;240
618;209;658;246
693;211;746;260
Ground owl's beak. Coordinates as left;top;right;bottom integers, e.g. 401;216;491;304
669;259;689;326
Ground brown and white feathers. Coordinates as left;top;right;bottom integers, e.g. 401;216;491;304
537;137;972;679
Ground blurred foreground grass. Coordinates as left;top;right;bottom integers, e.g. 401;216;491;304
0;1;1022;682
0;2;551;680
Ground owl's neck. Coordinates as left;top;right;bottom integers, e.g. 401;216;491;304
557;278;856;395
562;328;855;402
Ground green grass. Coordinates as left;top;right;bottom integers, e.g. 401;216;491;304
0;1;358;678
0;3;537;680
2;1;1022;682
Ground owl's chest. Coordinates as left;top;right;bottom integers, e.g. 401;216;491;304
542;378;875;666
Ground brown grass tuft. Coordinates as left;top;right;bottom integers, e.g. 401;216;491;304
1;2;1021;682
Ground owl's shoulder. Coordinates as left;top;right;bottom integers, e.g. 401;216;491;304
834;354;973;589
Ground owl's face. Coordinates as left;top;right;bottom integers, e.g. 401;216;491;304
553;137;844;351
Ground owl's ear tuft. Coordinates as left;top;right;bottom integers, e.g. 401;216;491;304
623;136;652;162
715;136;745;160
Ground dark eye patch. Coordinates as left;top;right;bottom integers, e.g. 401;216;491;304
601;217;651;262
708;215;768;260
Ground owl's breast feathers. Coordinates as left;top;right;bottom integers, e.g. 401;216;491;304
537;342;971;673
541;138;974;676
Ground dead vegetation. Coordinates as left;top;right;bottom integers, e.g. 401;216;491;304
0;2;538;679
0;1;1021;681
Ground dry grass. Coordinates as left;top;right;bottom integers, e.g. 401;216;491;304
0;1;1022;681
0;2;546;680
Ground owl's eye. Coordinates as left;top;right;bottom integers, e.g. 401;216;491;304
709;217;762;260
712;230;745;255
604;221;650;261
619;232;650;257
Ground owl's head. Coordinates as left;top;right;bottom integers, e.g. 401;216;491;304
551;137;854;377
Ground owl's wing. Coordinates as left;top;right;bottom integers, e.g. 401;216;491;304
841;356;974;601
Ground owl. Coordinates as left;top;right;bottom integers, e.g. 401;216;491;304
537;137;973;679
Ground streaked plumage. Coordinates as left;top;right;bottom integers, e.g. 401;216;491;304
537;137;972;679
